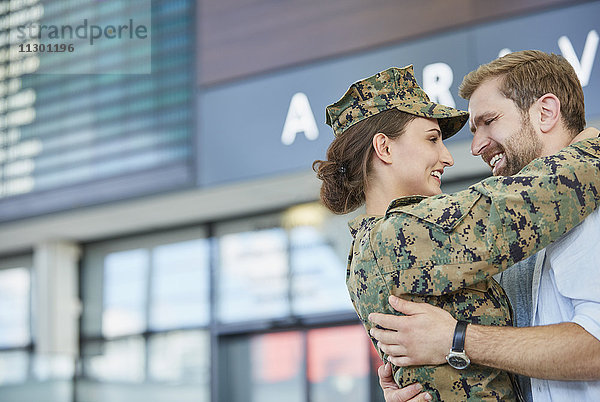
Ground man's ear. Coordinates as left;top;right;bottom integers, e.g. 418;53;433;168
372;133;393;164
536;93;561;134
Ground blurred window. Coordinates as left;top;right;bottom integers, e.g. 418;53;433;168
0;350;29;385
217;227;290;323
102;249;149;338
219;331;305;402
80;228;211;398
0;255;33;387
289;224;353;315
217;325;372;402
79;204;380;402
150;240;211;330
0;267;31;347
307;326;370;402
216;205;356;324
148;330;210;386
82;337;146;383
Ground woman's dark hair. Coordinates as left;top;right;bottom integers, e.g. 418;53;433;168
312;109;416;214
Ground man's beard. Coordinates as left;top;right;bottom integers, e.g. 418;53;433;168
498;116;543;176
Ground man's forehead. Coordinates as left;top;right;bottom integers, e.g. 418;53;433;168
467;80;506;126
468;83;497;109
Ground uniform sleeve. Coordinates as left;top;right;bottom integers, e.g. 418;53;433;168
371;138;600;295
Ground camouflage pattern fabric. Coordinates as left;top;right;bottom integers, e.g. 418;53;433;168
325;65;468;139
346;138;600;401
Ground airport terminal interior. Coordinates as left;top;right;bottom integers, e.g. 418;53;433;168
1;0;599;401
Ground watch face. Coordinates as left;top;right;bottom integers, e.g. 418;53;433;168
447;354;469;369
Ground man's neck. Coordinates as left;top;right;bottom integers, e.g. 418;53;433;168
538;127;573;157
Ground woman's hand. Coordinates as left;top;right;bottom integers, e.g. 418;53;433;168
378;362;432;402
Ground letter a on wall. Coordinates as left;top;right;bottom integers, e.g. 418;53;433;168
281;92;319;145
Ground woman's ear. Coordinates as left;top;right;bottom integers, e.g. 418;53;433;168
536;93;561;134
372;133;393;164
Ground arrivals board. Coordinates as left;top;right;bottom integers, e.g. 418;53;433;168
0;0;194;222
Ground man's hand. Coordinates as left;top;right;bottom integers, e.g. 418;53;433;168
369;296;456;366
378;362;432;402
569;127;599;144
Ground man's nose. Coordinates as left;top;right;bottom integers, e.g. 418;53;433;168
470;132;490;156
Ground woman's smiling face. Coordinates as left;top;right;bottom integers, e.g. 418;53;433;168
387;117;454;197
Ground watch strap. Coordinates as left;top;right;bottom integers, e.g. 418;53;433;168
451;320;468;352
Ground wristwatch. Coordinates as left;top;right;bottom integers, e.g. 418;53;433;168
446;320;470;369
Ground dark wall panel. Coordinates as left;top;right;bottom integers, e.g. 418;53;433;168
198;0;600;186
199;0;590;85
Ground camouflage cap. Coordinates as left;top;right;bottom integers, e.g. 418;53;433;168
326;65;469;139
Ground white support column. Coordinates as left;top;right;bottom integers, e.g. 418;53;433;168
33;241;81;356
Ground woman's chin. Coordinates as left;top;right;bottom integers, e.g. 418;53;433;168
425;184;443;196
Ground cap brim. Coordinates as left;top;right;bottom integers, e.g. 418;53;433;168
394;101;469;139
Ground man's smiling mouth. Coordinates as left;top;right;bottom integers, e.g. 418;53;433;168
489;153;504;168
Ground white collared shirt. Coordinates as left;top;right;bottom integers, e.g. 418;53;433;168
530;208;600;401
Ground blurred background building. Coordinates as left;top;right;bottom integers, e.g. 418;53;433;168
0;0;599;401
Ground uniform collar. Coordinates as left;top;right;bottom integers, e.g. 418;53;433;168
348;196;426;238
385;195;427;213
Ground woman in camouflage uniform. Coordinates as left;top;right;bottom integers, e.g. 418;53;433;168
313;65;600;401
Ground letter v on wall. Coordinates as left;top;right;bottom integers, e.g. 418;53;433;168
558;29;599;87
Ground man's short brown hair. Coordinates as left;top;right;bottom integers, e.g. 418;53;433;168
459;50;586;136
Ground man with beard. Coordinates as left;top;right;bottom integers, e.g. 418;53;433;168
370;50;600;402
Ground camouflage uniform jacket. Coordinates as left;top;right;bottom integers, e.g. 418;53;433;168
347;138;600;401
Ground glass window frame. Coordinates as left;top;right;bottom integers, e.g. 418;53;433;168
80;226;212;390
215;321;383;402
77;201;399;402
214;207;359;328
